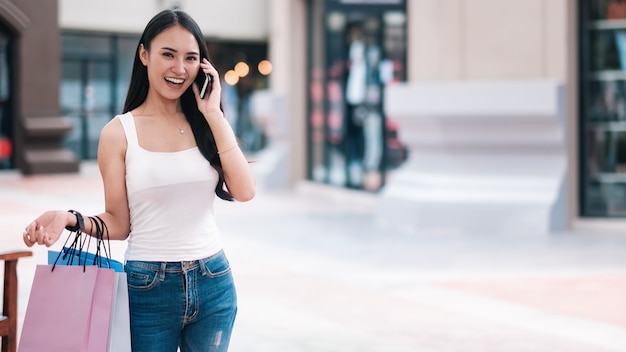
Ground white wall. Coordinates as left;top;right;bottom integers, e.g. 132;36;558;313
385;0;571;234
409;0;568;81
59;0;269;40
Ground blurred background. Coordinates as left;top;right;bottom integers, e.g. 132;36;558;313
3;1;626;351
4;0;621;236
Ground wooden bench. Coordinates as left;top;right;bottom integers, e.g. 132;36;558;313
0;251;33;352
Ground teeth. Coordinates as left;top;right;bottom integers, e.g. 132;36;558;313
165;77;184;84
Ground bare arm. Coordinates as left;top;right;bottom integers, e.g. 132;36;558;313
23;118;131;247
194;59;256;202
208;115;256;202
91;117;131;239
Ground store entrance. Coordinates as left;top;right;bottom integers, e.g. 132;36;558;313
0;26;13;169
307;0;407;191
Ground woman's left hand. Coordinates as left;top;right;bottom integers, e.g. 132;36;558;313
193;58;223;119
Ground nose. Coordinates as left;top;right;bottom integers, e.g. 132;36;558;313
172;57;185;75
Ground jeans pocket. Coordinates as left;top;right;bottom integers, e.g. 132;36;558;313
126;262;159;290
203;252;232;278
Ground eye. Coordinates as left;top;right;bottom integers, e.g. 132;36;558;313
186;56;198;62
163;52;174;58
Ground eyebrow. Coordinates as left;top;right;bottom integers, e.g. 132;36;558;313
161;47;200;56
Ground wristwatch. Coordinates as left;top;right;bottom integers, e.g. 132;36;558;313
65;210;84;232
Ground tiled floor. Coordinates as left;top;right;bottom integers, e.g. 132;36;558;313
3;162;626;351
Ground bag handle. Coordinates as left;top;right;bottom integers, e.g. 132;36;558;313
91;215;112;269
51;224;90;272
51;213;113;272
93;215;112;265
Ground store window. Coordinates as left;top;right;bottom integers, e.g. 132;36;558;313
580;0;626;216
61;33;137;160
307;0;408;191
0;26;12;169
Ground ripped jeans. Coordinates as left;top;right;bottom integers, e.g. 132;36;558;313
125;250;237;352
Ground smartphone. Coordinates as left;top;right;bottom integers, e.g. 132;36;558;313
197;72;211;99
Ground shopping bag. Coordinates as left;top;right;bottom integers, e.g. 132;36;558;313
42;253;130;351
88;266;116;351
108;272;132;352
18;264;116;352
20;215;124;351
58;214;131;351
48;246;124;272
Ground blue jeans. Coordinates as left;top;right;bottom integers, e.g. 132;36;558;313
125;250;237;352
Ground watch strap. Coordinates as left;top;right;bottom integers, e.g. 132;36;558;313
65;210;84;232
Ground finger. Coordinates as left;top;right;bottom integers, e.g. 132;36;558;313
26;221;37;233
200;61;219;80
44;234;55;247
35;225;46;245
23;230;34;247
24;221;37;244
210;72;221;90
208;68;219;80
199;61;211;74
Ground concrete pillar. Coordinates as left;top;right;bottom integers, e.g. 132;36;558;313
9;0;79;174
255;0;306;188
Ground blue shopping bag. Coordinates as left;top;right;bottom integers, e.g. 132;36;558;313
48;246;124;272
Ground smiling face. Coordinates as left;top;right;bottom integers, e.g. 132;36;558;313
139;24;201;101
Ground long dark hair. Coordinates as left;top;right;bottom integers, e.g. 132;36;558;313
123;9;233;201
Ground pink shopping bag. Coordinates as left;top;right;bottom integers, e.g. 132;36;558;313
87;266;116;351
18;264;116;352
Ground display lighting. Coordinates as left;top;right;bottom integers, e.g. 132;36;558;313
234;62;250;77
258;60;272;75
224;70;239;85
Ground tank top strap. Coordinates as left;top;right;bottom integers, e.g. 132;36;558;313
117;112;139;147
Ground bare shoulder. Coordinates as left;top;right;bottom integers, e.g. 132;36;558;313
100;116;126;147
97;116;128;162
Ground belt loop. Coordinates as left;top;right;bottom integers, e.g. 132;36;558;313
199;257;209;276
158;262;167;281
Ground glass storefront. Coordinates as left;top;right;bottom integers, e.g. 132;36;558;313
0;26;12;169
307;0;407;191
61;33;138;159
580;0;626;217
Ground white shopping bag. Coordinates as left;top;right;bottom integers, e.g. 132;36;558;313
108;272;132;352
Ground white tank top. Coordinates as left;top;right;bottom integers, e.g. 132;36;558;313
117;112;222;262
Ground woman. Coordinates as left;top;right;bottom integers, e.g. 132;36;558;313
22;9;255;352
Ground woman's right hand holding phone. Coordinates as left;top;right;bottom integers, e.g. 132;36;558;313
193;58;222;119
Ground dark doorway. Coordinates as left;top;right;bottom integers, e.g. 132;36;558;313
307;0;408;191
0;25;13;169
